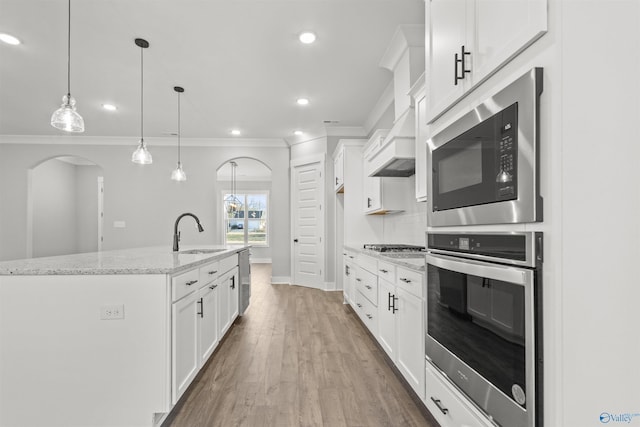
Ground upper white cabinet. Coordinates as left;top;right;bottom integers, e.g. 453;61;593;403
426;0;547;122
409;74;427;202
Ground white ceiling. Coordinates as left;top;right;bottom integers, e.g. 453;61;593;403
0;0;425;145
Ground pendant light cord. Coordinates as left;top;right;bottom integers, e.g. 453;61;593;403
140;44;144;141
177;92;181;163
67;0;71;97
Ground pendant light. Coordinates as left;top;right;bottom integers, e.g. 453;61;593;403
225;161;240;214
131;38;152;164
170;86;187;181
50;0;84;133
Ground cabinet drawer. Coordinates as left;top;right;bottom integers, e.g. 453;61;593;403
377;260;396;283
355;267;378;306
172;268;200;302
355;290;378;336
425;363;493;427
357;253;377;274
218;254;238;275
199;261;220;285
397;267;424;299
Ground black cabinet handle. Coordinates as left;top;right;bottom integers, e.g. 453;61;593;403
454;45;471;85
336;177;338;185
367;197;372;208
379;269;388;273
231;276;236;289
185;280;198;286
366;314;373;320
294;238;299;243
388;292;392;311
430;397;449;415
356;303;363;308
400;277;412;284
210;284;217;290
365;285;372;290
197;298;203;318
208;270;218;275
392;295;398;314
355;278;362;282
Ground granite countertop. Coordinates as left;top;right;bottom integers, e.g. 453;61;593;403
0;246;248;276
343;245;426;272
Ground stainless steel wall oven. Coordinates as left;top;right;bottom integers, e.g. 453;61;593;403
427;68;543;226
425;231;543;427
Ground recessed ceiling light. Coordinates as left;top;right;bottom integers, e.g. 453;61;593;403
296;98;309;106
102;104;117;111
294;130;303;136
0;33;20;45
299;32;316;44
231;129;241;136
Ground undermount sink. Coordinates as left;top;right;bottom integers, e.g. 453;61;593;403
179;249;226;255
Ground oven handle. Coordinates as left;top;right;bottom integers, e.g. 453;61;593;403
426;253;531;286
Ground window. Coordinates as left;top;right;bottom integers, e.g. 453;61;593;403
223;192;268;246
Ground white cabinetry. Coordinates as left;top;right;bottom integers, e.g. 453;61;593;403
425;363;495;427
426;0;547;122
171;254;240;404
409;74;427;202
377;265;425;398
343;249;357;305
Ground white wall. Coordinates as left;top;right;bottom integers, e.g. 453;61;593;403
32;159;77;257
75;164;102;253
0;139;291;279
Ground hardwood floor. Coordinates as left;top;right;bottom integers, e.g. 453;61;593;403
163;264;436;427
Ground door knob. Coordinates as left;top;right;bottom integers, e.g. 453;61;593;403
294;239;299;243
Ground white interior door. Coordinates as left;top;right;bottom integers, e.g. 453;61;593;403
292;160;324;289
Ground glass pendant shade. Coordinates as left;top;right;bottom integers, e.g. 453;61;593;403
51;94;84;132
132;139;153;164
171;162;187;181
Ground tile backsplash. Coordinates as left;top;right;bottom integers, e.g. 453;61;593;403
382;202;427;246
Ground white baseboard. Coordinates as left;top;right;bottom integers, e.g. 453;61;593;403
271;276;290;284
250;258;271;264
324;281;337;291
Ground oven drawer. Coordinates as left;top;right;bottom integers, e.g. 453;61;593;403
355;290;378;336
425;362;494;427
355;267;378;306
396;267;423;299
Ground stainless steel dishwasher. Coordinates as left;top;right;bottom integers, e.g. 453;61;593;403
238;249;251;315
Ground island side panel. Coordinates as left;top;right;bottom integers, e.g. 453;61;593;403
0;274;171;427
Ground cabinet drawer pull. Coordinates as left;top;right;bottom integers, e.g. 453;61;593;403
210;284;217;290
349;255;354;259
365;285;372;290
356;278;362;282
430;397;449;415
400;277;411;283
230;276;236;289
185;280;198;286
197;298;203;318
379;269;388;273
356;303;363;308
208;270;218;275
365;314;373;319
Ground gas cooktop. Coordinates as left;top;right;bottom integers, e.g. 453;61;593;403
363;244;425;252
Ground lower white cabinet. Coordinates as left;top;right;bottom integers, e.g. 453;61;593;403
199;282;219;365
172;289;200;403
377;266;425;399
171;255;240;404
425;362;494;427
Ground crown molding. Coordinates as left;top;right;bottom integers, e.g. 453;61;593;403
0;135;288;148
379;24;425;72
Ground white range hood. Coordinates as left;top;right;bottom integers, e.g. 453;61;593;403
367;108;415;177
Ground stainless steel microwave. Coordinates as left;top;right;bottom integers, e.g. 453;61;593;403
427;68;543;226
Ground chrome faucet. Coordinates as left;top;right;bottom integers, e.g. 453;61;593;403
173;212;205;252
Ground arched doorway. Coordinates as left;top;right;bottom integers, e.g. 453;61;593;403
27;156;104;258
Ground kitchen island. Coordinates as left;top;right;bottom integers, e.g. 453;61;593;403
0;246;249;427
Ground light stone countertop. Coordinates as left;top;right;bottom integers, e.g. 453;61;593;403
343;245;426;272
0;245;249;276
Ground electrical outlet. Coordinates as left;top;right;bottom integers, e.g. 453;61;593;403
100;304;125;320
